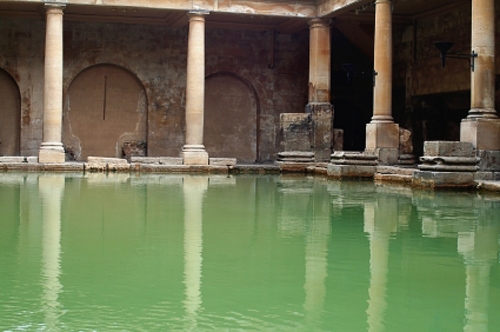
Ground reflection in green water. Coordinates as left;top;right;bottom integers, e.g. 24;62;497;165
0;173;499;331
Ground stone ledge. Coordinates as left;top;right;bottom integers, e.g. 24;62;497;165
376;166;417;176
412;170;475;188
209;158;237;166
130;157;183;165
327;164;376;179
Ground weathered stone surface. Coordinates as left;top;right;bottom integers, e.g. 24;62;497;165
87;157;128;165
331;151;377;165
122;141;147;161
412;171;475;188
365;123;400;150
399;128;413;154
209;158;237;166
277;151;314;163
131;157;183;165
279;113;312;152
333;129;343;151
307;103;333;162
27;156;38;164
0;157;26;163
327;164;376;179
423;141;475;157
477;150;500;171
399;154;417;166
39;149;65;163
376;148;399;166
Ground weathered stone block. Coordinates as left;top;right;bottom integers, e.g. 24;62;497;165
376;147;399;166
26;156;38;164
87;157;128;165
327;164;376;179
399;128;413;154
366;123;400;150
182;150;209;165
423;141;474;157
333;129;343;151
331;151;377;166
477;150;500;171
279;113;312;152
39;150;65;163
0;156;26;163
210;158;237;166
307;103;333;162
461;118;500;150
412;170;475;188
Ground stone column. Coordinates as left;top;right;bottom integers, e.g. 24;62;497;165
307;18;333;162
39;3;66;163
366;0;399;165
460;0;500;151
182;11;209;165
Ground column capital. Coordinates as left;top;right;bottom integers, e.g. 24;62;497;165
188;10;209;21
44;2;66;12
308;18;330;29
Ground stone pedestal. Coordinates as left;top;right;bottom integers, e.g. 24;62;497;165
182;145;209;166
365;122;400;165
39;144;65;163
306;103;333;162
328;151;377;179
461;118;500;151
414;141;479;188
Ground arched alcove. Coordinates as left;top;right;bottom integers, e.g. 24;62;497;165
204;73;258;163
63;64;147;161
0;69;21;156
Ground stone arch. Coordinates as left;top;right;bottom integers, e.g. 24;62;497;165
63;64;147;161
204;72;259;163
0;69;21;156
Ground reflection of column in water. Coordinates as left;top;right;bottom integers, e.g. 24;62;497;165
183;176;208;330
303;207;330;325
364;197;398;332
39;175;65;332
459;225;500;332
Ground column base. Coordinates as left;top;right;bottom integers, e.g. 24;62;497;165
39;143;65;163
460;117;500;150
365;122;400;166
365;122;399;150
182;145;209;165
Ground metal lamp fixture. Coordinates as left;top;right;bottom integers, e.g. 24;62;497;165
434;41;478;71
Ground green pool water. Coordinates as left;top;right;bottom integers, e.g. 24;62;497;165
1;173;499;331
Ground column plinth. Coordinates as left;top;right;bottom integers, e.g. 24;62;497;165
182;11;209;165
39;3;65;163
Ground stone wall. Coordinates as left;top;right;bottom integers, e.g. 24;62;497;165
0;17;308;161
